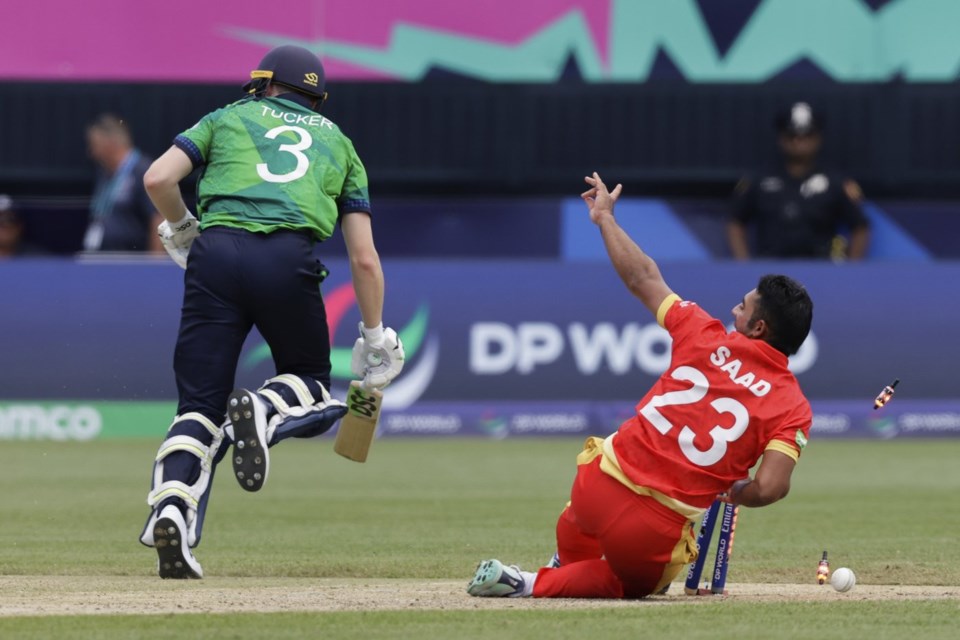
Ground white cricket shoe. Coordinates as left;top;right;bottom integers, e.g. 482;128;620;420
467;559;535;597
228;389;269;492
153;504;203;579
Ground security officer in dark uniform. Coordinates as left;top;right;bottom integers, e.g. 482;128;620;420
727;102;870;260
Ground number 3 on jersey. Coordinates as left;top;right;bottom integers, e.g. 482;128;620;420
639;365;749;467
257;125;312;184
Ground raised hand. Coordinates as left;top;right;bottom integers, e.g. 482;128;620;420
581;172;623;225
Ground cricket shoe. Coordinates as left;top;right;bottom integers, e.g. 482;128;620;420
545;552;561;569
228;389;270;492
467;559;535;597
153;504;203;579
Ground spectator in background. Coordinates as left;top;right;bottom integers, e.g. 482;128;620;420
727;102;870;261
84;114;163;253
0;195;44;258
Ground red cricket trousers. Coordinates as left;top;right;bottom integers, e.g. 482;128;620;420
533;457;696;599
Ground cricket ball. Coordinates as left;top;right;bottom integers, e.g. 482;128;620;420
830;567;856;593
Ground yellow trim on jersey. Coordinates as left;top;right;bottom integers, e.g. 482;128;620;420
576;436;706;522
652;525;698;595
656;294;682;327
575;436;604;465
764;440;801;462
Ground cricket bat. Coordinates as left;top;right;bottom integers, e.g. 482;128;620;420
333;381;383;462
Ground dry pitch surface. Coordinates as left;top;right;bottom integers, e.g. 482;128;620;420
2;577;958;617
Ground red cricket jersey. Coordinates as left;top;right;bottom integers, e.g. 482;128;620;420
611;297;812;509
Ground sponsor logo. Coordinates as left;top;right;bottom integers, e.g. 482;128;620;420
899;413;960;433
795;430;808;449
511;413;589;434
0;405;101;441
478;412;509;440
303;72;319;86
811;413;850;434
347;386;380;419
471;321;673;376
868;417;899;439
472;322;817;376
382;414;461;435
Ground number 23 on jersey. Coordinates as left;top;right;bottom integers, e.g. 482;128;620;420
639;365;750;467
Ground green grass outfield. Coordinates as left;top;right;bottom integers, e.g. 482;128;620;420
1;438;959;638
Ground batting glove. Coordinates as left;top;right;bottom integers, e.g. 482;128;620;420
351;322;405;389
158;210;200;269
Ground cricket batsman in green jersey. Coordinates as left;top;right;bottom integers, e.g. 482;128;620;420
137;45;405;578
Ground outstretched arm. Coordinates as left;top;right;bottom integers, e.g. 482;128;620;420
582;172;674;317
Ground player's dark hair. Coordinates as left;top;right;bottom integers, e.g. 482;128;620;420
751;274;813;356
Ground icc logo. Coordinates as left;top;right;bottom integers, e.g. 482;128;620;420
303;72;319;86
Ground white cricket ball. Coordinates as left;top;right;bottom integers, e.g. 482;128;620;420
830;567;856;592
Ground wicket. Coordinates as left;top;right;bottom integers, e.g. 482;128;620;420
685;500;739;595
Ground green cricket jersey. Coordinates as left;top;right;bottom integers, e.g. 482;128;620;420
174;96;370;241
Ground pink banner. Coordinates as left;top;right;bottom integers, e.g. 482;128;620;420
2;0;610;82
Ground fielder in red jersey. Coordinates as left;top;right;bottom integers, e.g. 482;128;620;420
468;172;814;600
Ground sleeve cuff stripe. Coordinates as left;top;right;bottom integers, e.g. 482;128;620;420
656;294;682;327
338;199;371;214
765;440;801;461
174;136;204;167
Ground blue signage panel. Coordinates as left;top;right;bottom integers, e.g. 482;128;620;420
1;260;956;411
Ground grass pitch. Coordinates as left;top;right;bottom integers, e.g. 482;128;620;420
1;437;958;638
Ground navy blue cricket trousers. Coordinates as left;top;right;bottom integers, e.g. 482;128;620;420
174;226;332;424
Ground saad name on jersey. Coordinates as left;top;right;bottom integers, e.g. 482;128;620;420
260;106;334;129
709;346;772;397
